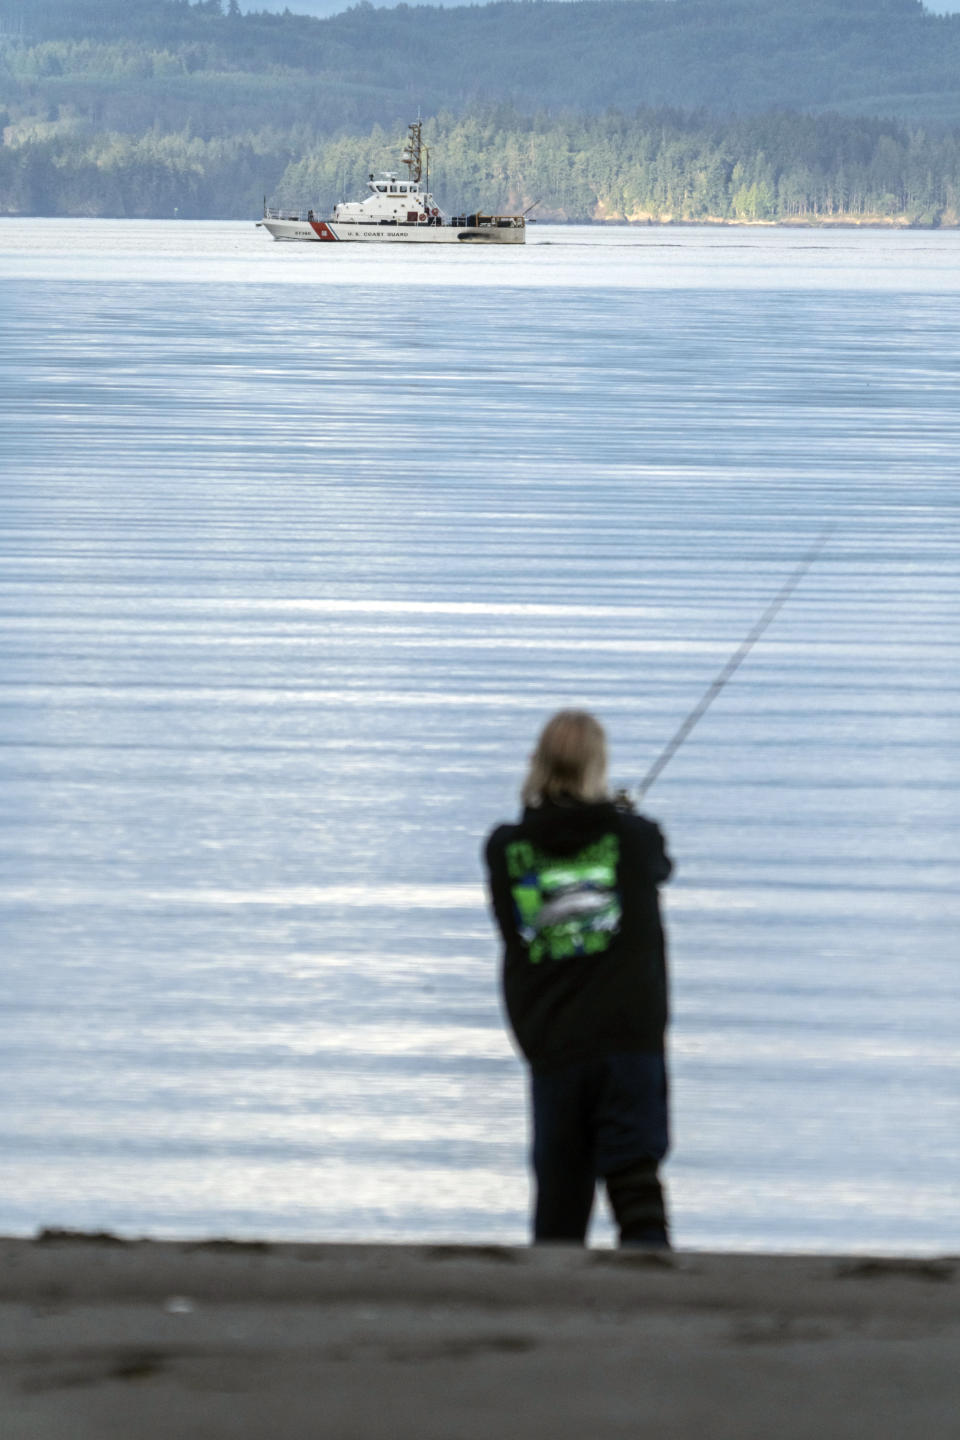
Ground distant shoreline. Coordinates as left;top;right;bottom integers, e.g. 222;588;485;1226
2;213;956;230
541;215;958;229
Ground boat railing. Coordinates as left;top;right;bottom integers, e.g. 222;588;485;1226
263;206;318;222
448;214;525;229
264;205;525;229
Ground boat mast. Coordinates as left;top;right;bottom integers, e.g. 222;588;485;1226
402;120;422;183
402;118;429;192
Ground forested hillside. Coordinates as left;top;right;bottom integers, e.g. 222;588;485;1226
277;109;960;226
4;0;960;220
3;106;959;225
4;0;960;132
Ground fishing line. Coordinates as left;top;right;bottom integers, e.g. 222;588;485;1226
633;529;832;801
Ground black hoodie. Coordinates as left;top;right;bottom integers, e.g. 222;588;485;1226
484;797;672;1074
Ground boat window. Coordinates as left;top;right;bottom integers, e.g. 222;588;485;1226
376;184;387;192
389;185;397;193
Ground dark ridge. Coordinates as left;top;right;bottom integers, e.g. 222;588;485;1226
34;1228;130;1246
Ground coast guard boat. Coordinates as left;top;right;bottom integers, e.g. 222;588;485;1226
258;120;525;245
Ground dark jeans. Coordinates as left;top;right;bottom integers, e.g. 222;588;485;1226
531;1051;669;1247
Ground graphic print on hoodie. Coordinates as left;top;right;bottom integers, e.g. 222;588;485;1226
505;831;621;963
486;798;671;1068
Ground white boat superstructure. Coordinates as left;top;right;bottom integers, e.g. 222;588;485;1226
258;120;525;245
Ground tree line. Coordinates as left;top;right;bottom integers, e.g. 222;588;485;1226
4;0;960;135
3;107;960;224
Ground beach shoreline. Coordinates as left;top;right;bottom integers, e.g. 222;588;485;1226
2;1233;957;1438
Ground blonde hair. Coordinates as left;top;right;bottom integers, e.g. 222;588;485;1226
522;710;609;807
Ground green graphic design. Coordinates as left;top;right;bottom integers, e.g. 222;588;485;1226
506;833;621;964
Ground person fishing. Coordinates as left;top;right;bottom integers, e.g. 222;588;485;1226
483;538;829;1247
484;710;673;1248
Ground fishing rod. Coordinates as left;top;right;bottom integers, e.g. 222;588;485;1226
631;530;832;802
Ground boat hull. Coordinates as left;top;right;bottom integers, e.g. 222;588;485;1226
258;218;524;245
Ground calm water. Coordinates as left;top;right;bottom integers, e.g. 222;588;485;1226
1;220;958;1252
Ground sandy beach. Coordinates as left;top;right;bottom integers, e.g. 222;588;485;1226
1;1233;957;1439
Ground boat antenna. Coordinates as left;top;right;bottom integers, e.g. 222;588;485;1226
403;118;423;185
633;530;832;800
522;198;542;217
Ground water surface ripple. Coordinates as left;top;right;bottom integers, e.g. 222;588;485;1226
1;222;958;1250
